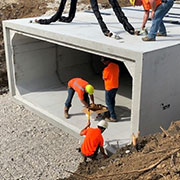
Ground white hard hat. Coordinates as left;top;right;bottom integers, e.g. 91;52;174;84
97;120;108;129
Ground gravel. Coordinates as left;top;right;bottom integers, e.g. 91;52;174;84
0;93;82;180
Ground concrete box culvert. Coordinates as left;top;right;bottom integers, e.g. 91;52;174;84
3;5;180;152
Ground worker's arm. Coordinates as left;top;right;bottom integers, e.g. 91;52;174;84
80;99;89;108
80;121;91;136
90;94;95;104
100;146;109;158
149;0;156;19
142;10;149;30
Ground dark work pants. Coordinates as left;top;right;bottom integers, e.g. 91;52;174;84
105;88;118;119
81;145;100;159
65;88;89;108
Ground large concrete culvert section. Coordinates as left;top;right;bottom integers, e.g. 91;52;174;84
10;33;133;152
3;4;180;152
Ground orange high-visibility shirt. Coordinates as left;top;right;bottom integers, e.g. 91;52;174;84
103;62;119;91
142;0;161;11
68;78;88;100
81;128;104;156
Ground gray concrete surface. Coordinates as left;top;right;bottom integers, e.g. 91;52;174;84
0;93;82;180
3;4;180;153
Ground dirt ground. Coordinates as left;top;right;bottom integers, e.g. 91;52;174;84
1;1;180;180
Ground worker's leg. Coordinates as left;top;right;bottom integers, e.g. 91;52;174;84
84;93;90;105
108;0;134;34
65;88;75;108
37;0;67;24
80;145;100;162
64;88;75;118
90;0;112;36
105;88;118;119
60;0;78;22
148;0;174;39
112;89;117;111
158;20;166;35
88;145;100;160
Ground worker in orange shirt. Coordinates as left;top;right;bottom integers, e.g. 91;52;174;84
129;0;174;41
80;120;108;162
64;78;95;119
101;57;119;122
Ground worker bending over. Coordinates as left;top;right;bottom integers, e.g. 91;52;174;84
101;57;119;122
64;78;95;119
130;0;174;41
80;120;108;162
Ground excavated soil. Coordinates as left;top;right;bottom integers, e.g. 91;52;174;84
63;121;180;180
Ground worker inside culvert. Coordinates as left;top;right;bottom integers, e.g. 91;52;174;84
64;78;95;119
79;120;109;162
101;57;119;122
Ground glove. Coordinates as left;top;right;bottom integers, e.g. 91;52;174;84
134;28;148;36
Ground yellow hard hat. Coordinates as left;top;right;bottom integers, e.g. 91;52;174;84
129;0;136;6
85;84;94;95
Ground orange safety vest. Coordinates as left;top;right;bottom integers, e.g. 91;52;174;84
142;0;162;11
103;62;119;91
68;78;88;100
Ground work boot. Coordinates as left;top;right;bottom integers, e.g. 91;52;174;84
142;37;156;41
105;117;117;122
156;32;167;37
64;107;70;119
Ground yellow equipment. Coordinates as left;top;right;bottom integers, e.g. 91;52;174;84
129;0;136;6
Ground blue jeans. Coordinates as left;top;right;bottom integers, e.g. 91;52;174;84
148;0;174;39
65;88;89;108
105;88;118;119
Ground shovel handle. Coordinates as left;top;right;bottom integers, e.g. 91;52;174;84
88;108;90;123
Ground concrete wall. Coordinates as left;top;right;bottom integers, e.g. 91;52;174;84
140;44;180;135
56;46;96;83
12;34;58;95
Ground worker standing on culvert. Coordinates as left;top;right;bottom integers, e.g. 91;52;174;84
129;0;174;41
80;120;109;162
101;57;119;122
64;78;95;119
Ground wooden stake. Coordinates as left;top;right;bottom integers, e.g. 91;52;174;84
160;126;170;137
88;108;90;124
132;131;140;146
